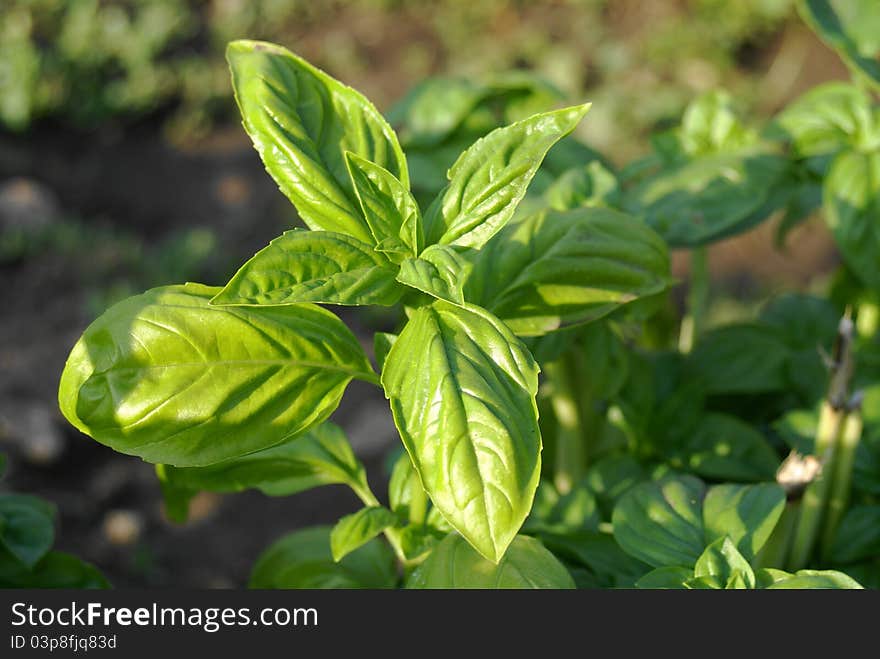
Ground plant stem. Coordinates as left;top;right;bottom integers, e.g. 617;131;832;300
755;501;799;569
408;479;429;526
678;246;709;354
821;407;863;561
787;402;844;571
544;360;585;494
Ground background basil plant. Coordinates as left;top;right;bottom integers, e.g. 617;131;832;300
57;40;668;585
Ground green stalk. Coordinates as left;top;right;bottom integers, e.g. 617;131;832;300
786;402;845;571
407;480;429;526
755;501;799;570
821;407;863;561
678;246;709;354
544;360;586;494
352;482;413;568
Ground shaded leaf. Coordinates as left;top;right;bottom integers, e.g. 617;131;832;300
250;526;396;588
612;475;706;568
703;483;786;561
407;533;574;589
464;207;670;337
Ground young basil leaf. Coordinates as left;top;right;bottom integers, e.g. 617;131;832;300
211;230;402;307
373;332;398;373
406;533;574;589
540;161;620;211
830;505;880;564
396;244;473;305
635;566;692;589
765;569;863;589
612;475;706;568
330;506;398;562
249;526;396;589
0;548;109;589
226;40;408;243
661;413;779;482
422;104;591;249
464;207;670;337
799;0;880;90
823;150;880;291
679;90;756;157
774;82;878;157
702;483;786;561
694;537;755;589
59;283;375;467
345;151;421;259
381;301;541;563
0;494;56;569
156;422;370;521
398;525;445;561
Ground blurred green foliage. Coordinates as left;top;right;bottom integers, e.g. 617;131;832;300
1;0;798;151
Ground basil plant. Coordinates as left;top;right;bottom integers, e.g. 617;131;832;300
57;40;670;587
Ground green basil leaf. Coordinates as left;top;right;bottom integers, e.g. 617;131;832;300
612;475;706;568
702;483;787;561
536;530;651;588
766;569;863;589
423;104;591;249
760;293;839;350
382;301;541;562
799;0;880;90
59;283;375;466
774;82;878;156
662;413;779;482
388;77;486;147
406;533;574;589
249;526;396;589
525;481;599;535
330;506;398;562
227;40;408;243
584;454;647;512
464;207;670;337
683;575;725;589
624;151;790;247
694;537;755;589
823;150;880;291
686;323;792;394
830;505;880;564
0;494;55;568
635;566;692;589
0;548;108;589
540;161;620;211
211;230;402;307
345;151;421;259
754;567;794;588
156;422;369;520
396;244;473;305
